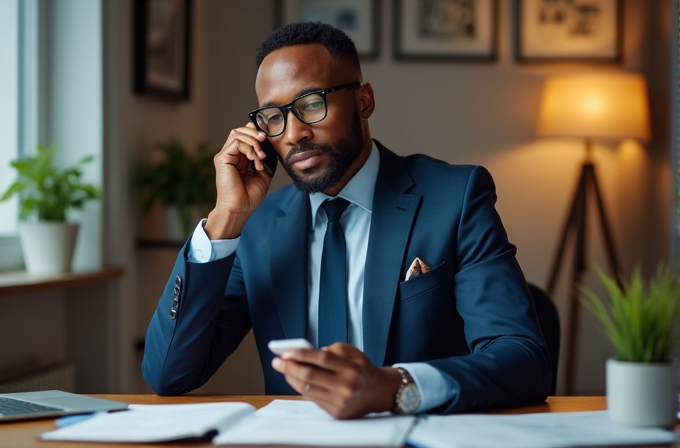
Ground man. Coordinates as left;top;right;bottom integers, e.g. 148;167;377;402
143;22;551;419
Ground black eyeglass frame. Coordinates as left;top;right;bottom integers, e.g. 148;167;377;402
248;82;362;137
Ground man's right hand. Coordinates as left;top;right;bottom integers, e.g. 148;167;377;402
204;123;274;240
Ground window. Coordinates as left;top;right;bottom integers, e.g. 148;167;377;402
0;0;104;272
0;0;39;271
0;0;19;234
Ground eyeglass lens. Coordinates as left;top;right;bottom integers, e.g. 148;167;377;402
255;92;327;137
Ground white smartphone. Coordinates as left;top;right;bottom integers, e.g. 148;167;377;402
268;338;313;356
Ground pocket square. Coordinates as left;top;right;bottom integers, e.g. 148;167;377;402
405;257;431;281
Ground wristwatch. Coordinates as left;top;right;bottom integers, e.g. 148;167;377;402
393;367;421;414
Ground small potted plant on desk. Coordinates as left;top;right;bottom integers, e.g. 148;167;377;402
581;266;680;427
0;144;101;274
134;138;216;241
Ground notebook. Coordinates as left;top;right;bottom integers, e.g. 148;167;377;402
41;399;415;446
0;390;128;422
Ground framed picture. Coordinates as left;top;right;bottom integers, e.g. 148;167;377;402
133;0;191;101
276;0;380;60
393;0;498;61
515;0;622;62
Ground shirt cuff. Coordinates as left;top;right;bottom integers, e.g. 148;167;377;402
393;362;457;413
187;219;239;263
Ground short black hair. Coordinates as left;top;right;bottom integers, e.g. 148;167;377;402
255;22;360;72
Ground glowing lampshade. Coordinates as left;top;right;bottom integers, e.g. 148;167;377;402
538;73;650;141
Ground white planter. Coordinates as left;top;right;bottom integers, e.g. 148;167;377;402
19;222;79;274
606;358;677;427
163;205;203;241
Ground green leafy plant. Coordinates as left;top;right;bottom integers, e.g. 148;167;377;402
0;144;101;221
580;265;680;363
134;138;217;236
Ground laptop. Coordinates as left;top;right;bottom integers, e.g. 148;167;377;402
0;390;128;422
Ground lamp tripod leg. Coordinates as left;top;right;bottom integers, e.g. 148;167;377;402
546;163;590;396
547;166;589;297
587;164;622;288
564;165;589;396
558;163;622;396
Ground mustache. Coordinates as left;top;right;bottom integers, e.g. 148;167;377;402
284;142;332;164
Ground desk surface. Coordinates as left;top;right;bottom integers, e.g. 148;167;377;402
0;395;652;448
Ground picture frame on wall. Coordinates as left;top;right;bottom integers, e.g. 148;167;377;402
393;0;498;61
276;0;380;60
515;0;622;62
133;0;191;101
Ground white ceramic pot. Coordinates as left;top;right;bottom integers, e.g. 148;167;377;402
19;222;79;274
606;358;677;427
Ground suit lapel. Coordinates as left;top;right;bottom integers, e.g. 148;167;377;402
269;190;311;339
363;144;421;367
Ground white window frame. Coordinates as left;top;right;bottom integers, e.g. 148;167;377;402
0;0;39;271
0;0;20;236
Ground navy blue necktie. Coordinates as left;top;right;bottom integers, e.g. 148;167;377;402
318;198;350;348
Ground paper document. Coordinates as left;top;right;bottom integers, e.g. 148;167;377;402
214;399;415;446
407;410;677;448
40;402;255;443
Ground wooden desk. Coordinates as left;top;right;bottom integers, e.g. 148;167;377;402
0;395;651;448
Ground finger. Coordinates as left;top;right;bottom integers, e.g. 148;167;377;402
232;130;266;161
284;378;346;418
272;357;315;394
299;385;344;415
245;121;265;137
238;124;267;150
240;122;266;140
221;125;262;147
279;369;345;416
272;356;371;419
295;380;364;420
219;127;265;161
324;343;364;359
234;140;261;163
245;163;273;185
283;371;333;397
273;356;339;389
281;346;354;373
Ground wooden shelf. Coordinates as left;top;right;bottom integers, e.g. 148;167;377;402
0;267;124;297
136;239;185;249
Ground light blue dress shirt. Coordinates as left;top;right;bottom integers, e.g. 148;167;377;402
187;142;456;412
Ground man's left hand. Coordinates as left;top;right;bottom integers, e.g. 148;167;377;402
271;343;402;419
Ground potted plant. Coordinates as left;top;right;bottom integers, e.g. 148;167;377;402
134;138;216;241
0;144;101;274
580;266;680;427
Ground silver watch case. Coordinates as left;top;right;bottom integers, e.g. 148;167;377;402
394;368;421;414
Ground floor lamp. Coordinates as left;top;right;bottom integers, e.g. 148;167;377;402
538;73;651;395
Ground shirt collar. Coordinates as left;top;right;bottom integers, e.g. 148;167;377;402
309;140;380;227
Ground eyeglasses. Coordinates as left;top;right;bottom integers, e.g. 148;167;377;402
248;82;361;137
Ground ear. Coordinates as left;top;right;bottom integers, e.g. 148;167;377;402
357;83;375;119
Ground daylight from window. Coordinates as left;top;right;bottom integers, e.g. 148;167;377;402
0;0;19;233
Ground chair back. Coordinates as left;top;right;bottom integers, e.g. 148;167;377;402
527;282;560;396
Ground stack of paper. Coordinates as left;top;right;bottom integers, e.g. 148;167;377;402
407;410;677;448
215;399;415;446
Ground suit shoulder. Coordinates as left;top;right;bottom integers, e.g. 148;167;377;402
401;153;493;188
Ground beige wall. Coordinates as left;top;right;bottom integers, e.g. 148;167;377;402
118;0;672;396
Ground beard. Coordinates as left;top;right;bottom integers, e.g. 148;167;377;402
281;110;364;194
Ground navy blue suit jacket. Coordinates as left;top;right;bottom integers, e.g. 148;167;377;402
143;142;551;413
